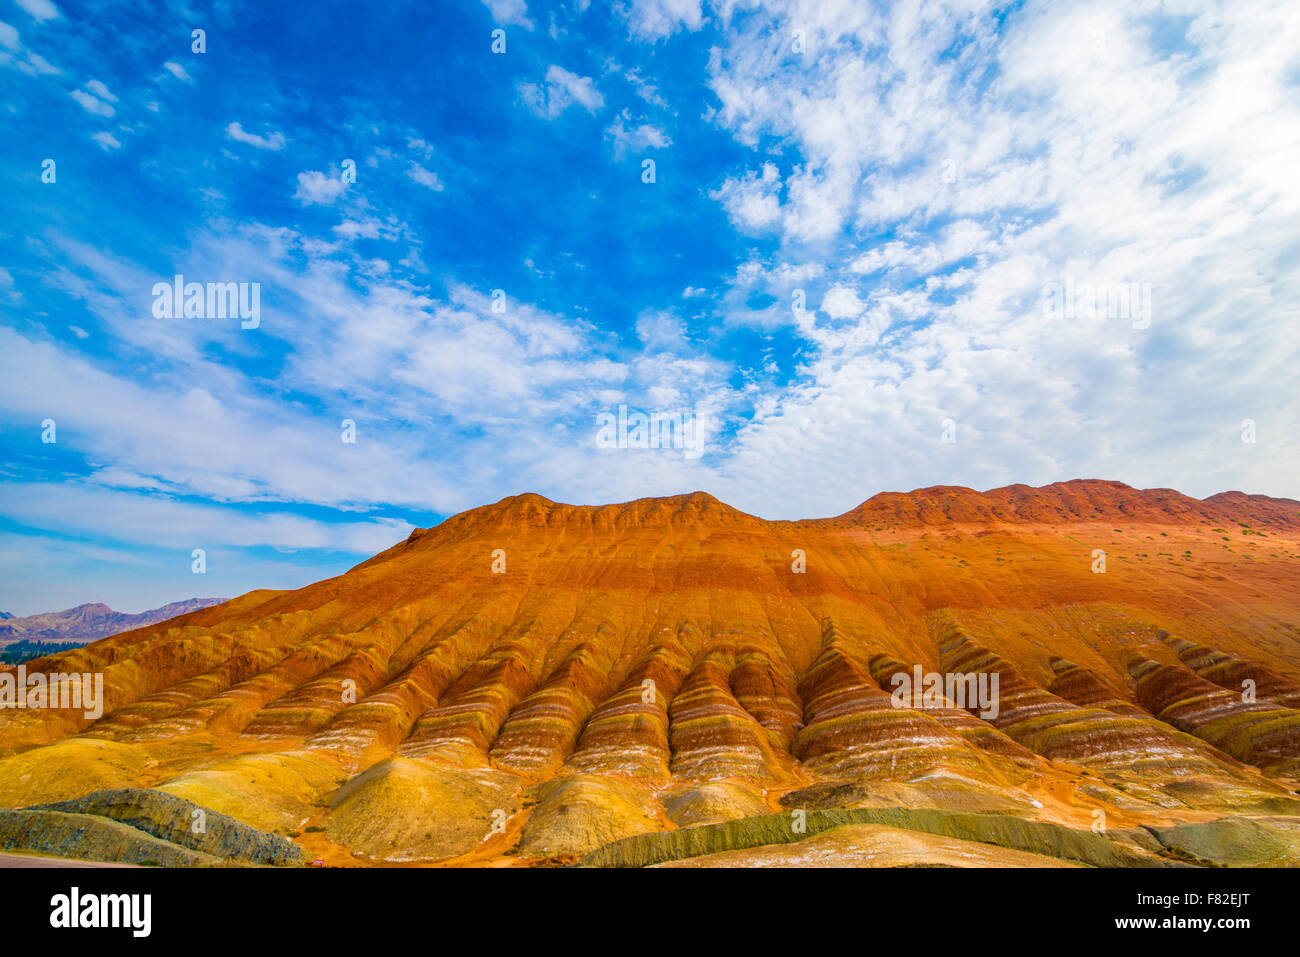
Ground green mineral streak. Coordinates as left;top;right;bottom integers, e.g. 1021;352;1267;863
580;807;1182;868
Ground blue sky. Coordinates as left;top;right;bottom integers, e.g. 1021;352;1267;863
1;0;1298;615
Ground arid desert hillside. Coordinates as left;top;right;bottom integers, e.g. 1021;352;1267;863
2;479;1299;867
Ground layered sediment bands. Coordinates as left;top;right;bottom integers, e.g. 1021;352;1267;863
936;629;1271;785
866;653;1037;761
1046;658;1149;717
1162;633;1300;709
5;632;243;746
18;608;336;735
791;630;1011;784
729;646;803;748
565;640;692;782
239;644;393;739
580;808;1173;869
127;634;356;739
1127;656;1300;773
668;646;793;782
654;822;1081;868
84;645;289;740
305;624;490;759
490;641;613;775
239;618;418;742
398;634;540;765
3;482;1300;866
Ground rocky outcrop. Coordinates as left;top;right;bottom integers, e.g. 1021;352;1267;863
0;787;297;866
580;807;1176;868
31;789;300;864
0;809;218;866
653;822;1079;868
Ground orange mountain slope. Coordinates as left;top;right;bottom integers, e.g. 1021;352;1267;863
2;479;1300;867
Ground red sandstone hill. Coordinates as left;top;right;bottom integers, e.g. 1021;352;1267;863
1;480;1299;868
837;480;1300;529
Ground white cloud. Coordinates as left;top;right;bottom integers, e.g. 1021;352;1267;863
481;0;532;28
7;0;1299;606
0;19;59;75
519;65;604;118
635;310;687;350
85;78;116;102
619;0;704;39
70;86;114;117
91;131;121;150
408;163;444;191
294;169;346;205
691;0;1300;516
333;218;383;240
819;285;865;319
163;61;192;83
0;481;412;553
13;0;58;21
4;228;738;522
23;50;55;73
0;322;449;514
225;121;286;150
711;162;783;232
623;67;668;108
605;109;672;157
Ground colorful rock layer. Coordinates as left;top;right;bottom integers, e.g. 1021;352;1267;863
2;481;1299;865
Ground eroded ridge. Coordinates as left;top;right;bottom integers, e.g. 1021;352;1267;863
398;630;542;766
1127;655;1300;775
790;623;1015;786
565;636;693;782
1046;657;1149;718
668;644;794;782
490;639;614;775
1160;632;1300;709
866;652;1037;761
934;626;1283;800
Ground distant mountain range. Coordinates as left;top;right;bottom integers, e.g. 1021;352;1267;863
0;598;227;647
